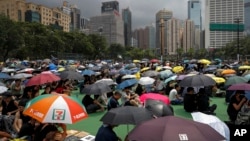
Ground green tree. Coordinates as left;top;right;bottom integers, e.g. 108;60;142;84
107;43;125;59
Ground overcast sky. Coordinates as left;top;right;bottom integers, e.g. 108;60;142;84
27;0;204;29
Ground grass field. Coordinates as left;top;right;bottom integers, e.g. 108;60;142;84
67;91;229;140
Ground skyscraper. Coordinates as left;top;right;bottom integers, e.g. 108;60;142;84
166;18;181;55
205;0;244;49
183;20;195;53
101;1;119;14
188;0;202;29
245;0;250;35
155;9;173;57
70;5;81;31
122;8;132;47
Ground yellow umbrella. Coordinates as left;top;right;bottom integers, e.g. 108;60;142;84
58;67;65;72
239;65;250;70
134;72;141;80
141;67;150;72
212;77;226;84
133;60;141;63
155;66;163;72
172;66;184;73
198;59;211;64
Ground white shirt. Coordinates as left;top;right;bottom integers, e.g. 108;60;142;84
169;89;178;101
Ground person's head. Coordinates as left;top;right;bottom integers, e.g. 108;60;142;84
15;79;21;85
234;90;245;100
198;88;205;94
113;91;122;100
123;87;131;93
44;85;51;93
45;131;64;141
187;87;194;94
18;99;28;112
174;84;180;91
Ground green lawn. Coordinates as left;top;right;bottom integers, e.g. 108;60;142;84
67;91;229;140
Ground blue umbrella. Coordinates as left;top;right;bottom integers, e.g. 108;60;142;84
203;66;217;72
0;72;11;79
81;69;95;76
130;68;140;74
119;69;132;75
116;79;138;90
164;75;177;84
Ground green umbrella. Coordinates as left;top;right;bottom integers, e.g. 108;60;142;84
225;76;248;86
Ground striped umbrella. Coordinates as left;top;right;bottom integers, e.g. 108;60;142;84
23;94;88;124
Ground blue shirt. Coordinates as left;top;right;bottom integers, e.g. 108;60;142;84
95;125;118;141
107;96;120;111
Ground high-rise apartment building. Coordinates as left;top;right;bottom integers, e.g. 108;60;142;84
101;1;119;14
0;0;26;22
166;18;181;55
70;5;81;31
188;0;202;29
205;0;244;49
155;9;173;57
183;20;195;53
245;0;250;35
122;8;132;47
147;25;156;49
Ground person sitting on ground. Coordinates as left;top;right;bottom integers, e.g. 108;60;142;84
120;87;141;107
107;91;122;111
169;84;183;105
227;90;246;122
212;85;225;97
41;85;52;95
95;124;122;141
82;95;104;113
235;99;250;125
197;88;217;115
184;87;197;112
44;131;65;141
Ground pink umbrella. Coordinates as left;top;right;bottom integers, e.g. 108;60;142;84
140;93;170;105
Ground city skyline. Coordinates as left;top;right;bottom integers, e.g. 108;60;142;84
27;0;203;29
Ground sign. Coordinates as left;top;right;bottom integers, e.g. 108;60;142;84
52;109;66;120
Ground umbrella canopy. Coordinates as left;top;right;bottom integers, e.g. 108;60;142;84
140;67;150;72
100;106;153;125
150;59;159;63
179;74;216;87
176;74;188;81
142;70;159;77
95;78;116;86
159;70;173;79
221;69;236;75
140;93;170;105
0;82;6;87
162;66;172;70
26;73;61;87
238;65;250;70
119;69;132;75
59;70;83;80
242;70;250;76
81;69;95;76
81;83;112;95
227;83;250;91
12;73;33;79
122;75;136;80
0;72;11;79
204;74;216;78
191;112;230;141
0;86;8;94
164;75;177;84
127;116;225;141
172;66;184;73
138;77;155;85
224;76;248;86
203;67;217;73
198;59;211;65
212;77;226;84
243;74;250;81
145;99;173;117
116;79;138;90
133;60;141;63
17;68;35;73
23;94;88;124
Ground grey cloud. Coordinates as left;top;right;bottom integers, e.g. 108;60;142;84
27;0;193;29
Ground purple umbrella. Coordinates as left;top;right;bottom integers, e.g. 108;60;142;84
227;83;250;91
127;116;225;141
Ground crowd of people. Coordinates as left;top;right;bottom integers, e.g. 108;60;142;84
0;58;250;140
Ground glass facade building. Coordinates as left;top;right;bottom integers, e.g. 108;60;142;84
245;0;250;35
188;0;201;29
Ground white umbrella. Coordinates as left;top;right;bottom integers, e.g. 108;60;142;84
191;112;230;141
95;78;117;85
17;68;35;73
12;73;33;79
122;75;136;80
1;68;16;73
138;77;155;85
0;86;8;94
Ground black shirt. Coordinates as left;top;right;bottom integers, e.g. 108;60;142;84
34;124;58;141
184;94;197;112
82;95;94;108
227;95;243;121
1;100;18;115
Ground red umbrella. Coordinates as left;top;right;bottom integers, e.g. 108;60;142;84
140;93;170;105
26;73;60;86
150;59;159;63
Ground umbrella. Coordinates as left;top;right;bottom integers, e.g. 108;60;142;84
95;78;116;86
23;94;88;124
172;66;184;73
242;70;250;76
0;72;11;79
212;77;226;84
145;99;173;117
142;70;159;77
176;74;188;81
17;68;35;73
204;74;216;78
81;83;112;95
12;73;33;79
1;68;15;73
140;67;150;72
150;59;159;63
198;59;211;64
221;69;236;75
0;82;6;87
162;66;172;70
122;75;136;80
100;106;153;125
159;70;173;79
179;74;216;87
127;116;225;141
81;69;95;76
133;60;141;63
138;77;155;85
238;65;250;70
59;70;83;80
140;93;170;105
164;75;177;84
227;83;250;91
0;86;8;94
224;76;248;86
26;73;61;87
203;67;217;72
244;74;250;81
191;112;230;141
119;69;132;75
116;79;138;90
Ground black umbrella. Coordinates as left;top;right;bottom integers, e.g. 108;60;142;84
100;106;153;125
81;83;112;95
179;74;216;87
145;99;174;117
59;70;84;80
